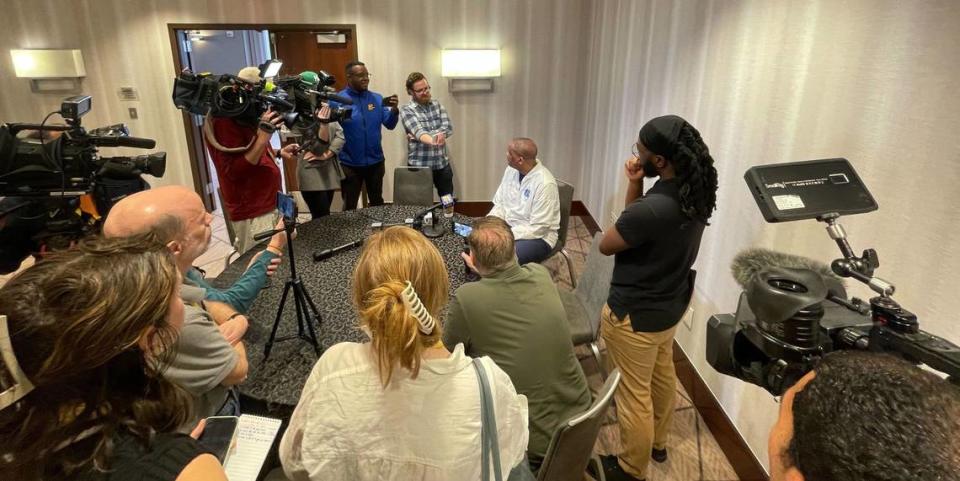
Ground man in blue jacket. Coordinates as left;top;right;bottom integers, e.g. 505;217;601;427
331;60;399;210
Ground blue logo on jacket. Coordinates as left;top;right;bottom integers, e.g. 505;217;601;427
523;188;531;200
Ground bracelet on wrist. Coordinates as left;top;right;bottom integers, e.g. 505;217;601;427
258;121;277;134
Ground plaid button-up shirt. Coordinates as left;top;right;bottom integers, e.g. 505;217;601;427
399;100;454;169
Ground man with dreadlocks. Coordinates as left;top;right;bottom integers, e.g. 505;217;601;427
597;115;719;481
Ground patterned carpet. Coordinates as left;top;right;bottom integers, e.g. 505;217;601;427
206;209;741;480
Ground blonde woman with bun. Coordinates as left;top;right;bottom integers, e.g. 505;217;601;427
280;226;529;481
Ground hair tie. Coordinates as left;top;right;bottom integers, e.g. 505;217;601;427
0;315;35;411
401;281;436;335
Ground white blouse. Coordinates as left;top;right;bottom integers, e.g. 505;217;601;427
279;342;530;481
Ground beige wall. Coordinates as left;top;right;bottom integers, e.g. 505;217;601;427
0;0;591;200
578;0;960;471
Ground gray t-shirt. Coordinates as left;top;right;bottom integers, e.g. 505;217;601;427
163;284;237;418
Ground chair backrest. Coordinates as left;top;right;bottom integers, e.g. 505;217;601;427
551;180;575;255
392;166;435;206
537;369;621;481
574;233;616;338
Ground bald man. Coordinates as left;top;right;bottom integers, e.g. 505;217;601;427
488;138;561;265
104;185;286;418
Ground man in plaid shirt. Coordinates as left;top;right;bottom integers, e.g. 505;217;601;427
399;72;455;197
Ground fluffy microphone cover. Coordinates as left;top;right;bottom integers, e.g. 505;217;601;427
731;247;844;290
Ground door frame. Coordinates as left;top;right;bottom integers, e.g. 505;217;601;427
167;23;360;211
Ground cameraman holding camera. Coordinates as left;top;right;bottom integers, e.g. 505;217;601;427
205;66;299;254
769;351;960;481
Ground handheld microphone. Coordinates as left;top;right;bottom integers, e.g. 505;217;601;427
253;228;281;242
313;239;364;262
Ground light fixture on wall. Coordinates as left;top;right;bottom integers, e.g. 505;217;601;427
441;49;501;93
10;49;86;93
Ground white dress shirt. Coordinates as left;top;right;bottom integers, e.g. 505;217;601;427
488;161;561;248
279;342;530;481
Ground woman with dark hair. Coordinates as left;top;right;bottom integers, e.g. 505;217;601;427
597;115;719;481
0;235;226;481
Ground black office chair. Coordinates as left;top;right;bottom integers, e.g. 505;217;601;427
559;233;614;380
392;166;435;206
544;179;577;287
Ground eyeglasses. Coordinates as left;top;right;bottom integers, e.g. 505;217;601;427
413;85;431;95
631;142;641;158
350;72;371;79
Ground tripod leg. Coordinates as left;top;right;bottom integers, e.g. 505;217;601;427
265;280;294;360
292;281;306;338
293;281;322;356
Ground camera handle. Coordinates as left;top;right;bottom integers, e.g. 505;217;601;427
818;213;895;297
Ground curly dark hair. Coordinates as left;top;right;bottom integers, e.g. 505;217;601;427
671;123;718;224
0;234;193;479
787;351;960;481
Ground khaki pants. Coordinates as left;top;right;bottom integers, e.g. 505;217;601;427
230;211;280;256
600;304;677;479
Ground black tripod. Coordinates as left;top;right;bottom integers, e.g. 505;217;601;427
255;216;322;360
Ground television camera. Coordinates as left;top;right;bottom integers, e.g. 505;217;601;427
705;158;960;395
172;59;353;133
0;95;166;274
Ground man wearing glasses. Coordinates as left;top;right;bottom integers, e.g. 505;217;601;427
331;60;399;210
399;72;455;198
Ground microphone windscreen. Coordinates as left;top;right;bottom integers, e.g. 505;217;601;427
731;248;841;290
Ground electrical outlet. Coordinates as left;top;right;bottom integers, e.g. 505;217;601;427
682;306;695;330
128;107;138;119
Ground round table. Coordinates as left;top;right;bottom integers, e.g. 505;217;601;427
214;205;473;409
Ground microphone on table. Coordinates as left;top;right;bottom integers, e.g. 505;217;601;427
313;239;364;262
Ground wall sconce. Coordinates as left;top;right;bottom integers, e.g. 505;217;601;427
11;49;86;93
441;49;501;93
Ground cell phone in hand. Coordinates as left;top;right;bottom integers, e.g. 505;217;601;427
198;416;239;463
453;222;473;238
277;192;296;221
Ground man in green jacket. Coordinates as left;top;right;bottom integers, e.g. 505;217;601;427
444;216;591;470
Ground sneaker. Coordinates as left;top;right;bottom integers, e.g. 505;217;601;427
597;455;645;481
651;447;668;463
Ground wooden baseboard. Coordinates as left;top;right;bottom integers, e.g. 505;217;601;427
673;341;769;481
455;201;602;236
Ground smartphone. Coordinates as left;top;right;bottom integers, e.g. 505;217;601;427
453;222;473;238
198;416;239;463
277;192;296;220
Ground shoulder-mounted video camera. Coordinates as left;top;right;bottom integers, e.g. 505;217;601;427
172;59;353;131
706;158;960;395
0;95;166;273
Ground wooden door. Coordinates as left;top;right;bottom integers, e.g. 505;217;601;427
273;28;358;190
273;29;357;91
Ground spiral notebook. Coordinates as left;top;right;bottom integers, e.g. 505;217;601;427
223;415;283;481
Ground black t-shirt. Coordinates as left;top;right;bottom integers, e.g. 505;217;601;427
607;179;705;332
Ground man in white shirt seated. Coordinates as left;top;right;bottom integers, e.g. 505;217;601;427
488;138;561;264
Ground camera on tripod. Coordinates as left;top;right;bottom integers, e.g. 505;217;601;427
0;95;166;274
705;158;960;395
